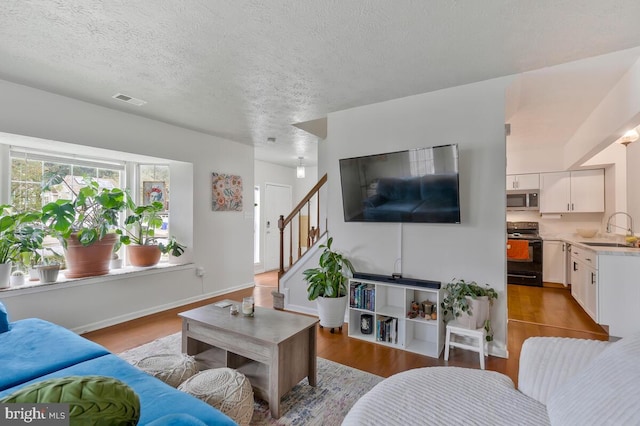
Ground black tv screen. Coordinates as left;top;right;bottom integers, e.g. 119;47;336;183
339;144;460;223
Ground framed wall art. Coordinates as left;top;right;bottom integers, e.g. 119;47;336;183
142;181;166;208
211;172;243;211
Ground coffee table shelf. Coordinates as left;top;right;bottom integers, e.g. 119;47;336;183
179;300;318;419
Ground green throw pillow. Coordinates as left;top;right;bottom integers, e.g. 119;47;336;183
0;375;140;426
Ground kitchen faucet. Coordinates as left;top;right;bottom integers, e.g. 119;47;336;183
606;211;634;236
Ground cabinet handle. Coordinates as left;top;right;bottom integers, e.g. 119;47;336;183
567;203;570;211
562;244;565;252
572;203;575;211
586;258;591;262
591;272;595;285
573;262;578;272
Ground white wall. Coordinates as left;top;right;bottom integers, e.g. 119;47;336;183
564;57;640;169
0;79;255;330
321;77;512;357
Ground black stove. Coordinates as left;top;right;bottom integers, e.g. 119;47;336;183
507;221;543;287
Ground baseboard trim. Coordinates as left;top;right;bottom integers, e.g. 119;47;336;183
72;281;255;334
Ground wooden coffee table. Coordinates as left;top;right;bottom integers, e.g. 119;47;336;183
179;300;318;419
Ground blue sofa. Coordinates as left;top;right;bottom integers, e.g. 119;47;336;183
0;314;236;425
363;174;460;222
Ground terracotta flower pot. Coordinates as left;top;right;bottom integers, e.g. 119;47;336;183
64;233;118;278
127;245;162;267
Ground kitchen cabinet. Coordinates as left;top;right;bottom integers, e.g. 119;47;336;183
540;169;604;213
570;246;597;321
598;254;640;337
543;240;567;285
506;173;539;191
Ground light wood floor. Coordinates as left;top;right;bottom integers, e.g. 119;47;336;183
83;273;608;385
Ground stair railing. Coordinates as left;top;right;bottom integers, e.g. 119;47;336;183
278;173;327;276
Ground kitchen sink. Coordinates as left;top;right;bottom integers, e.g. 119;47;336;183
579;241;631;248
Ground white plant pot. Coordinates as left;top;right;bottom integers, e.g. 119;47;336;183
0;263;11;289
10;272;25;287
316;295;348;329
28;268;39;281
110;258;123;269
457;296;490;329
36;264;60;284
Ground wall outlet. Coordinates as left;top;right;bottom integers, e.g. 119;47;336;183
195;267;205;277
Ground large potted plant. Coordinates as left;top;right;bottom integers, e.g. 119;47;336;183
302;237;354;333
117;200;185;266
441;279;498;341
41;176;127;278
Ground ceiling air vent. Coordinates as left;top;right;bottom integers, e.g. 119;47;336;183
112;93;147;106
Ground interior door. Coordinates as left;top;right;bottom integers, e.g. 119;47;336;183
264;183;292;271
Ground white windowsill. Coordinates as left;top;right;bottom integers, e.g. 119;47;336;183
0;262;195;297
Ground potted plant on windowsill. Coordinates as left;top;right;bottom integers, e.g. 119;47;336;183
41;176;127;278
441;279;498;341
0;205;41;288
302;237;354;333
117;201;185;267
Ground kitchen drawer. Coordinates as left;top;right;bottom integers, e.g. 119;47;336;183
571;247;597;269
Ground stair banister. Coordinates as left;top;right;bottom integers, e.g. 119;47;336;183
278;173;327;276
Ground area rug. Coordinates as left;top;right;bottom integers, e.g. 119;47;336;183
118;333;383;425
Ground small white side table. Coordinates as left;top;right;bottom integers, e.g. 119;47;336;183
444;323;488;370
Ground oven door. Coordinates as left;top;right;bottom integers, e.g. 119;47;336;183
507;239;543;286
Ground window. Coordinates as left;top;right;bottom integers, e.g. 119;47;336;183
8;149;174;267
10;150;124;212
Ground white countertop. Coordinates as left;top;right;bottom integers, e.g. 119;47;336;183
541;234;640;256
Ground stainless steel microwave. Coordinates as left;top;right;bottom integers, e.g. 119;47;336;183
507;191;539;211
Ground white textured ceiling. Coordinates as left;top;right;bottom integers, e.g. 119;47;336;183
2;1;640;167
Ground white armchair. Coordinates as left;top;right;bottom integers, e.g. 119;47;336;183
343;334;640;426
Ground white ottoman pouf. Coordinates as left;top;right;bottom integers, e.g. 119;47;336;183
178;368;254;426
134;353;198;387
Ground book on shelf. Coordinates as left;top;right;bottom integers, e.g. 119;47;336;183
350;282;375;310
376;315;398;344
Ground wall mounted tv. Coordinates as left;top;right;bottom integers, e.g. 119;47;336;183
339;144;460;224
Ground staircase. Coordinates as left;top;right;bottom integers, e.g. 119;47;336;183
277;173;327;279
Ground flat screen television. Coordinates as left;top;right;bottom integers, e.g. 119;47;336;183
339;144;460;223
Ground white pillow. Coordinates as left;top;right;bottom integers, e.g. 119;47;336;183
546;333;640;425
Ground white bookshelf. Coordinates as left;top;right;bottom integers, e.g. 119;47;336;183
347;277;444;358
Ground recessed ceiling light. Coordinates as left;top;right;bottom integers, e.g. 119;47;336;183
112;93;147;106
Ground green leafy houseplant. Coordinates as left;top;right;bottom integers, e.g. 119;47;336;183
41;176;128;247
441;279;498;341
302;237;354;300
118;201;165;246
0;205;41;264
117;200;185;257
40;176;128;278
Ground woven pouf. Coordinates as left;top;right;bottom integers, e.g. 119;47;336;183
178;368;254;426
134;353;198;387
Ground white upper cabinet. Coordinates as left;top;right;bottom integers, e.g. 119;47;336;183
571;169;605;212
506;173;539;190
540;169;604;213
